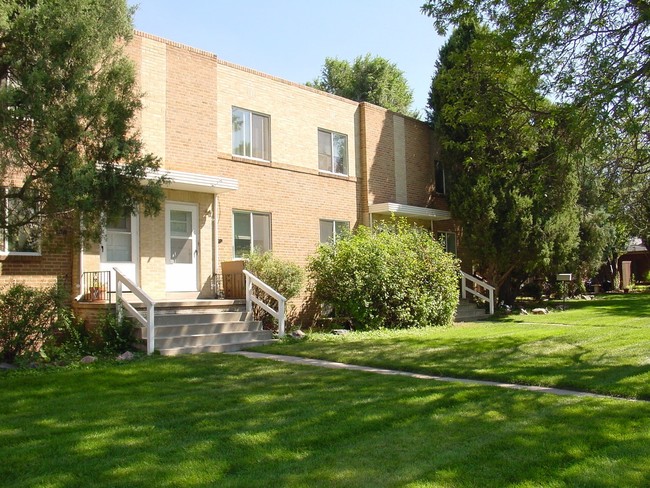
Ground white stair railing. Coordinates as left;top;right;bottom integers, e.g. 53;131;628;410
243;270;287;337
461;271;495;315
115;268;156;355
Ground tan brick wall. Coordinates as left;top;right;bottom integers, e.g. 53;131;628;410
0;232;73;291
216;61;359;178
360;103;437;210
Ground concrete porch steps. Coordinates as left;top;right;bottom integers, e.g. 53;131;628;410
134;299;276;355
454;298;491;322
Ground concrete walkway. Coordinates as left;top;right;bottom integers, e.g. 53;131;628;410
231;351;640;402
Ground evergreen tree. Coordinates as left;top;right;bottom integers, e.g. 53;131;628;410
0;0;164;244
429;21;581;302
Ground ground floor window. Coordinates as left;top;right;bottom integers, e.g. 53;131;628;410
0;188;40;254
320;219;349;244
233;211;271;258
437;231;457;255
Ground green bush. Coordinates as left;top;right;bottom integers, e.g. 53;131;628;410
0;284;62;364
245;250;305;328
520;281;544;300
93;312;138;355
41;307;90;361
308;219;460;330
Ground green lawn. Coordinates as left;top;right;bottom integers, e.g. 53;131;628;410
2;354;650;487
2;293;649;487
258;293;650;400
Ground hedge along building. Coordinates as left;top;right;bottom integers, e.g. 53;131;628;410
1;31;463;327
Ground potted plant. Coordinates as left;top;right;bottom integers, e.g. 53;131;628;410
89;277;106;301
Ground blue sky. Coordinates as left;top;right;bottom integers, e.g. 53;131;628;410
129;0;447;117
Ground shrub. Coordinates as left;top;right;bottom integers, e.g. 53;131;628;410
0;284;61;364
41;307;91;361
94;312;138;355
308;218;460;330
245;250;305;328
520;281;544;300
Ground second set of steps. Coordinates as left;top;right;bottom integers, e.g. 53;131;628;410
137;299;275;356
454;298;491;322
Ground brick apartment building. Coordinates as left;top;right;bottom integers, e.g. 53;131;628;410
0;31;460;319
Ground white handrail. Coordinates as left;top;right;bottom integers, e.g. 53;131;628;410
115;268;156;355
243;270;287;337
461;271;495;315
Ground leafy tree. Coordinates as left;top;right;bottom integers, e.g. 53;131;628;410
422;0;650;243
428;21;581;303
0;0;164;244
308;54;418;117
308;219;460;329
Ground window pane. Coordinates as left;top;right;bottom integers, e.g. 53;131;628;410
170;237;192;263
318;130;332;171
333;133;348;174
107;215;130;232
252;213;271;252
4;194;40;253
170;210;191;237
252;113;270;160
234;212;252;258
107;232;132;262
447;233;457;255
9;224;40;253
334;221;349;237
320;220;333;244
232;108;250;157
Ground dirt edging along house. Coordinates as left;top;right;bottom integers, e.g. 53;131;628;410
0;31;464;328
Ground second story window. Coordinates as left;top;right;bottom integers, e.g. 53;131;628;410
318;129;348;175
232;107;270;161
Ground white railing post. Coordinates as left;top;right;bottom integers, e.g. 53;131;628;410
146;302;155;355
245;272;253;313
460;271;495;316
116;279;123;323
114;267;157;355
242;270;287;337
277;299;286;337
461;274;467;299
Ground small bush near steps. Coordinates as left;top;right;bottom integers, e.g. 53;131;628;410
245;250;305;330
0;283;138;367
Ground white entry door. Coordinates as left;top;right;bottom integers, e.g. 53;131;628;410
100;212;139;290
165;202;199;292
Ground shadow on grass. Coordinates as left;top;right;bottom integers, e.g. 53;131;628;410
1;355;649;487
259;327;650;400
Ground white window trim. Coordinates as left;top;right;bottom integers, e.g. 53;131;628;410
232;106;271;163
232;210;272;259
318;128;348;176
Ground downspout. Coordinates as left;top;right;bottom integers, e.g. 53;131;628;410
75;217;85;301
213;193;219;280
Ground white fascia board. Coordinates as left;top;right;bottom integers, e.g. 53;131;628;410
368;202;451;221
148;168;239;194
